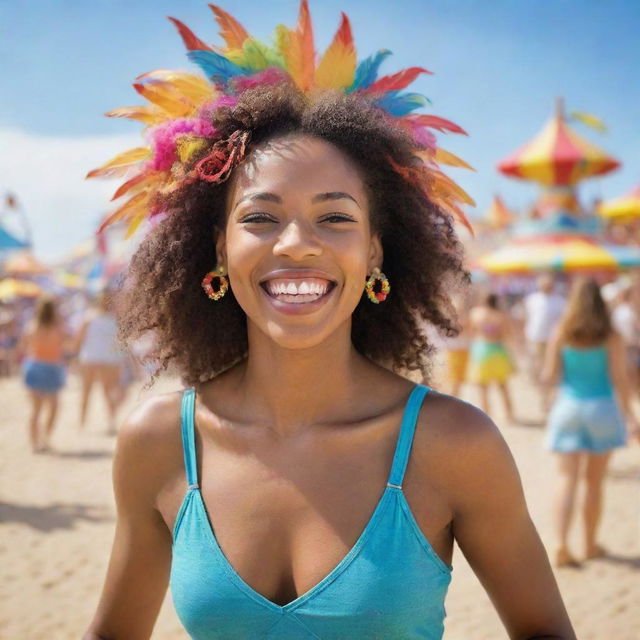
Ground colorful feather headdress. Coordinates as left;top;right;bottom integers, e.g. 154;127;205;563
88;1;475;237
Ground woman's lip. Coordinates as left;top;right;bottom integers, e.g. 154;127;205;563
259;281;337;315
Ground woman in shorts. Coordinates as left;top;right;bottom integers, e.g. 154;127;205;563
542;278;640;567
18;296;68;453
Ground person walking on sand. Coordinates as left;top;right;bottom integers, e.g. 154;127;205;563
524;274;566;413
468;292;516;422
541;278;640;568
17;296;69;453
73;291;125;434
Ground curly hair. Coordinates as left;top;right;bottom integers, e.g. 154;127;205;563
115;82;470;386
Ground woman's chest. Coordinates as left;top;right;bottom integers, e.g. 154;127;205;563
158;415;453;607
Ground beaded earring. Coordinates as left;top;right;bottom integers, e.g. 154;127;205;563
365;267;390;304
201;265;229;301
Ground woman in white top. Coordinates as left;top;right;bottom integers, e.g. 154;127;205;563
73;291;125;433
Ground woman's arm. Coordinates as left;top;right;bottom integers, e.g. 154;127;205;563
607;332;640;441
82;398;176;640
540;329;562;388
440;400;576;639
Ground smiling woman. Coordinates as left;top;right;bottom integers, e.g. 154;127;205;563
83;3;576;640
117;85;468;385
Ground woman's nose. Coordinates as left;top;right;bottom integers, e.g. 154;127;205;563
273;220;322;259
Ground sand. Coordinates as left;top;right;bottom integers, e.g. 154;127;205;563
1;369;638;639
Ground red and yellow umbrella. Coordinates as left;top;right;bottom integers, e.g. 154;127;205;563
498;100;619;187
479;236;640;274
599;185;640;221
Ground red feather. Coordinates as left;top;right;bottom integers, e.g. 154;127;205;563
364;67;431;94
297;0;315;90
404;115;468;135
168;17;213;51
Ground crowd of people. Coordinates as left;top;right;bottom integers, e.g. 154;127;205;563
441;273;640;567
0;290;155;453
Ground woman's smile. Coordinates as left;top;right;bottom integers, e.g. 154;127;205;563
259;275;338;315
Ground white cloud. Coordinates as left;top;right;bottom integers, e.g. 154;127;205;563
0;128;141;262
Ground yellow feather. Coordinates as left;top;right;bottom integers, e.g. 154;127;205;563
125;212;146;238
99;192;150;232
176;137;209;164
105;106;166;125
276;25;305;89
314;44;356;89
314;15;355;90
433;148;475;171
136;71;216;105
134;83;194;117
86;148;151;179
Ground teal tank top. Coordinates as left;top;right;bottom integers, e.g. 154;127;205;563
560;345;614;399
170;383;453;639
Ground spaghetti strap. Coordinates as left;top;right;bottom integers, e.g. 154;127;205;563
180;387;199;489
387;384;430;489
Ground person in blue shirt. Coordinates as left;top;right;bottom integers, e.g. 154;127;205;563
542;277;640;568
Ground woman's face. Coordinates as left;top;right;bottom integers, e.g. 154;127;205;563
219;133;383;350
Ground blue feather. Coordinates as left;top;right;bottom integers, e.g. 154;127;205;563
376;91;431;116
187;50;249;84
348;49;392;92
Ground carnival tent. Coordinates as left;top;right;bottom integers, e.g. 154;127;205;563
599;185;640;221
497;99;619;187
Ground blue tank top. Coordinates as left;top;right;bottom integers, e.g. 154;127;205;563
170;383;453;639
560;345;614;399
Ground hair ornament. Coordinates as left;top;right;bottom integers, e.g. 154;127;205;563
87;1;474;237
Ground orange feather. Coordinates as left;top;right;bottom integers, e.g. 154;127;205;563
209;4;250;50
168;17;212;51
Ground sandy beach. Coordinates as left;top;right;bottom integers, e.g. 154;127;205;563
1;368;638;639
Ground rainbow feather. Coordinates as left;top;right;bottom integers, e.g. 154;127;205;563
89;1;474;237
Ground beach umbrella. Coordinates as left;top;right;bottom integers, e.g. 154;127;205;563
497;99;619;187
479;236;640;274
3;251;49;276
0;278;43;301
599;185;640;221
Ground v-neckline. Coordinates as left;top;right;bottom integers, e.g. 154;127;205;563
185;382;424;613
194;485;394;613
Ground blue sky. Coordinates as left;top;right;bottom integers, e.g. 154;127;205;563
1;0;638;259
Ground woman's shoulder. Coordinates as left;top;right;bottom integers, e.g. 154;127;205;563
413;390;516;503
114;390;188;493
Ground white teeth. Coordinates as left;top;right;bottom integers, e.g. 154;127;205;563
264;278;332;299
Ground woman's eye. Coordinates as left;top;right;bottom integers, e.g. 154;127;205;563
321;214;356;223
240;213;275;223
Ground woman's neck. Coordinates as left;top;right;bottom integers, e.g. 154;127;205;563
228;323;377;438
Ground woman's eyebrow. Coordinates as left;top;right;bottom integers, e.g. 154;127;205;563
311;192;360;208
235;191;360;208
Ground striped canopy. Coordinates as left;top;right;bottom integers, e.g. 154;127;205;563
479;236;640;274
599;185;640;220
498;102;619;187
